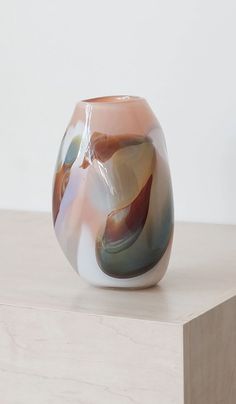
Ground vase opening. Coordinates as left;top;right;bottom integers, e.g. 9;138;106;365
81;95;143;104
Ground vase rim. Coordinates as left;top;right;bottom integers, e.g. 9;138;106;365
79;95;145;105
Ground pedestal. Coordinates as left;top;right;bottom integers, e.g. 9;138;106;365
0;211;235;403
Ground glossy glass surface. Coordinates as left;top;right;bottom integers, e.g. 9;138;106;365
53;96;174;288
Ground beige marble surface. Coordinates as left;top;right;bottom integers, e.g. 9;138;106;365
0;210;235;324
184;295;236;404
0;305;184;404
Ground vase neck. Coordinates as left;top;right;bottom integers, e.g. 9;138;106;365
68;95;158;136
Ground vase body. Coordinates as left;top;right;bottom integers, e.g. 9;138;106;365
52;96;174;288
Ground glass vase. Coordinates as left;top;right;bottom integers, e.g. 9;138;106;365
53;96;174;288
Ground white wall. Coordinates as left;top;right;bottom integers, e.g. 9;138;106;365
0;0;235;224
